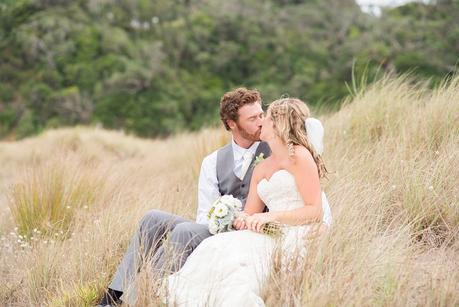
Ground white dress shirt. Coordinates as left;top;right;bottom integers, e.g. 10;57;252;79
195;139;260;225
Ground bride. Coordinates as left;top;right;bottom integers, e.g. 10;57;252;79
166;97;330;306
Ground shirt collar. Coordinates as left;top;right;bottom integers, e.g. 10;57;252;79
231;138;260;161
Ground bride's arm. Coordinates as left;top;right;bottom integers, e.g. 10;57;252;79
248;147;322;231
274;147;322;225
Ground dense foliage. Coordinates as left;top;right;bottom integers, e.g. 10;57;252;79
0;0;457;138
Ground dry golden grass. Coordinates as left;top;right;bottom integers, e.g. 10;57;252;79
0;75;458;306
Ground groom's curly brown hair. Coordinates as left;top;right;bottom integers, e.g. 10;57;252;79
220;87;262;131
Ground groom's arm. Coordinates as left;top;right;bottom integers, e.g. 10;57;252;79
195;151;221;225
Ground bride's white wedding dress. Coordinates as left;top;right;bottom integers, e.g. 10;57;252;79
166;169;325;306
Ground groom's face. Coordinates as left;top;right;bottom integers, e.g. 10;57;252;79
231;102;264;142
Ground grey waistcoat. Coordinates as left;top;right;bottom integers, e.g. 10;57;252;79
216;141;271;209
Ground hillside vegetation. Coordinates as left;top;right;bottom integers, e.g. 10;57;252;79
1;0;458;139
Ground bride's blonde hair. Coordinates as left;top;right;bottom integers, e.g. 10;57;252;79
268;97;328;178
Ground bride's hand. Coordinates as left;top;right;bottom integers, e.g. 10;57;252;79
246;213;276;233
233;212;249;230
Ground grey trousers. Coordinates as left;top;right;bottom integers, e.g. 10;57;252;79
108;210;211;303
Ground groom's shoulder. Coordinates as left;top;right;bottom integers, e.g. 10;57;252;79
201;143;231;166
202;149;218;164
258;141;271;155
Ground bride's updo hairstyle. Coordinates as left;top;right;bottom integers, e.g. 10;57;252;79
268;98;328;178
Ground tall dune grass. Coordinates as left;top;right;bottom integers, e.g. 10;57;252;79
0;75;458;306
8;155;106;238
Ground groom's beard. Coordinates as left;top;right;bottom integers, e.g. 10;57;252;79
237;124;261;142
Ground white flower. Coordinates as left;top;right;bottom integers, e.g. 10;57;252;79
219;212;233;225
220;195;242;210
231;199;242;210
220;195;233;204
214;203;229;218
254;153;265;166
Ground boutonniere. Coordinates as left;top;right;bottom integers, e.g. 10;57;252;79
253;153;265;167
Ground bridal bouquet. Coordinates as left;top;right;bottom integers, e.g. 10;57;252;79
207;195;283;236
207;195;242;234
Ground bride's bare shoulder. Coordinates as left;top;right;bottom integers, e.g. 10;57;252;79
292;145;314;161
290;146;316;173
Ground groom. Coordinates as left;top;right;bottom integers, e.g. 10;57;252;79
98;87;271;306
